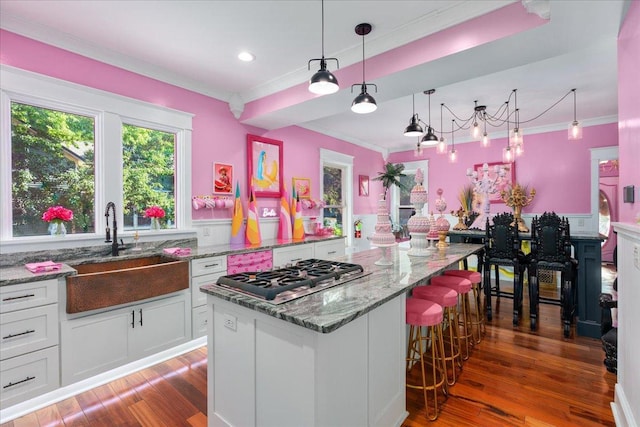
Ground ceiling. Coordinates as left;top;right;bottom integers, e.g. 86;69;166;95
0;0;630;155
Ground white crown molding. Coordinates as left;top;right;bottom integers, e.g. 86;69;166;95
298;123;387;156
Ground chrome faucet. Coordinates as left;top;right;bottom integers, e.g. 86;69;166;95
105;202;125;256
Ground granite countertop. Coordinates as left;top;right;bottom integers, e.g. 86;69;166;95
200;243;483;334
0;235;344;286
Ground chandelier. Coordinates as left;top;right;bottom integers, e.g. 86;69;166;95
408;88;583;161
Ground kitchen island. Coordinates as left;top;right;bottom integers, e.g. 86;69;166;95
200;243;483;427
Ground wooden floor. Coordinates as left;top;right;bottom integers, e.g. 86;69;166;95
2;281;616;427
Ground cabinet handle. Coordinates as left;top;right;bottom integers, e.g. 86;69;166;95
327;251;337;255
204;263;220;268
139;309;143;326
291;258;302;262
131;310;135;328
2;294;35;302
3;376;35;389
3;329;35;340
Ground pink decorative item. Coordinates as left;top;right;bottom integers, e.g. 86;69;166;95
227;250;273;274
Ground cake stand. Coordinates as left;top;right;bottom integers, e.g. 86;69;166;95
407;201;430;257
372;242;397;266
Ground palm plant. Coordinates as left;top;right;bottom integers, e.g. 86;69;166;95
373;162;407;200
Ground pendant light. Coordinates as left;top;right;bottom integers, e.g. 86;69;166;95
481;110;490;147
503;101;514;163
470;101;482;140
421;89;438;145
414;137;423;157
568;88;583;140
403;94;423;136
436;103;447;154
351;23;377;114
308;0;339;95
449;119;458;163
509;89;524;148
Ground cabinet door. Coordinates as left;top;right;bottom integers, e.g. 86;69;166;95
314;239;346;259
272;244;314;268
60;309;130;386
0;279;58;314
131;294;190;360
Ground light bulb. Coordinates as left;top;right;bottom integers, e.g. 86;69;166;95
449;149;457;163
568;120;583;140
502;146;513;163
481;132;490;147
471;122;481;140
436;138;447;154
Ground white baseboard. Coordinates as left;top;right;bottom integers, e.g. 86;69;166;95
612;383;639;427
0;337;207;424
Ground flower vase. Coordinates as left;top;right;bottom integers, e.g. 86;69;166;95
49;221;67;237
150;217;161;231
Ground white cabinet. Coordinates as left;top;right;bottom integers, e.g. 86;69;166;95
0;279;59;408
191;256;227;338
314;238;346;259
60;292;190;385
272;244;314;268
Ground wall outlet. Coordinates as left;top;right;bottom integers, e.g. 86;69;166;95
203;227;210;237
634;244;640;270
578;218;585;227
223;313;237;331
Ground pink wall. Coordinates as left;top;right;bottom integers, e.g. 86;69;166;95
617;0;640;224
263;127;384;216
0;30;382;220
388;123;618;215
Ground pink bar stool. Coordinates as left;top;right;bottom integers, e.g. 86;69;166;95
413;285;462;385
430;275;474;360
406;297;448;421
444;269;485;344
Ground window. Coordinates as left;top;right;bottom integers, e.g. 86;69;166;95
122;124;176;230
391;160;428;232
1;67;192;244
320;149;353;247
323;165;343;235
10;102;95;236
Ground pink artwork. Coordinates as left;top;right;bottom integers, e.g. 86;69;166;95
247;134;283;198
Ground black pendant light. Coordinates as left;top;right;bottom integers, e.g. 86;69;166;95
308;0;339;95
421;89;438;145
403;94;423;136
351;23;377;114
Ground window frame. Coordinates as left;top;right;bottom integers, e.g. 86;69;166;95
390;160;429;225
319;148;353;248
0;65;193;249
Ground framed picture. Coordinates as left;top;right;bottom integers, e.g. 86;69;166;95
358;175;369;196
292;177;311;199
213;162;233;194
247;134;283;198
473;161;516;204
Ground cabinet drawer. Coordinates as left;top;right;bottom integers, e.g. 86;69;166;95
227;250;272;274
192;272;225;308
314;239;346;259
0;279;58;314
191;256;227;277
1;304;58;361
0;346;59;408
273;244;314;268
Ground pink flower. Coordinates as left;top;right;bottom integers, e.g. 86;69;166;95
144;206;166;219
42;206;73;223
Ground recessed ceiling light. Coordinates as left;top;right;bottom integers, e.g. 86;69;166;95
238;51;255;62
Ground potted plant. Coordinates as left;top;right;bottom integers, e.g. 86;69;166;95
372;162;407;200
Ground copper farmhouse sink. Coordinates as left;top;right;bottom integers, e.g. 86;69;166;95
66;256;189;314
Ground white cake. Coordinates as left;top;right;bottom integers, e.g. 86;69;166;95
370;195;396;245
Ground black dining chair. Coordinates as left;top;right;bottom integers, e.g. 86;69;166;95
528;212;578;337
483;212;529;326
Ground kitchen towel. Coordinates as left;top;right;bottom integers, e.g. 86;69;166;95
25;260;63;273
163;247;192;256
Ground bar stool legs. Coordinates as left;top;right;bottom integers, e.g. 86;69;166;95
444;269;485;344
406;298;448;421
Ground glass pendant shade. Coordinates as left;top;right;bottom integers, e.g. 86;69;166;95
514;141;524;157
404;115;423;137
509;127;523;146
421;127;439;145
471;122;481;140
449;148;457;163
309;64;339;94
436;137;447;154
568;120;583;140
481;132;490;147
502;146;514;163
351;87;377;113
